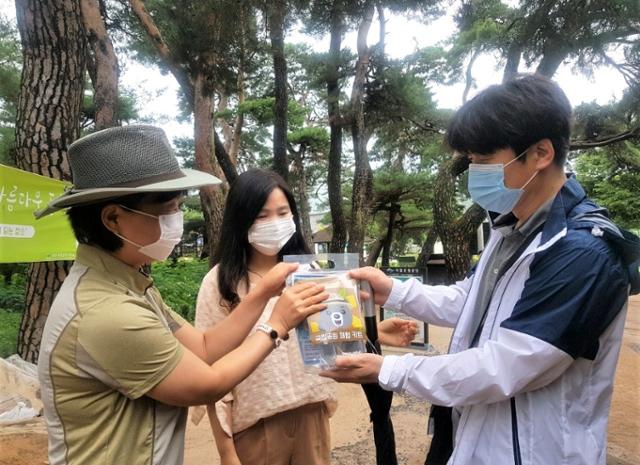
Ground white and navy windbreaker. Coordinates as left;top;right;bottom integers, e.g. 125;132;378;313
378;176;640;465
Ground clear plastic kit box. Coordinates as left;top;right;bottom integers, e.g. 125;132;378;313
283;254;367;371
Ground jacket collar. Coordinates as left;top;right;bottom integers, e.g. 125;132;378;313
75;244;153;295
540;174;587;244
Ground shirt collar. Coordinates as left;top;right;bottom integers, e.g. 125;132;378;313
490;211;517;230
75;244;153;295
516;197;554;238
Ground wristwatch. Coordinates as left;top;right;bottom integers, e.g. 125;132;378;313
256;323;289;348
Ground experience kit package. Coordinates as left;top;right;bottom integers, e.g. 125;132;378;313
283;254;367;370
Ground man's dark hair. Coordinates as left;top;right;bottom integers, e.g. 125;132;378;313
446;74;572;166
67;190;185;252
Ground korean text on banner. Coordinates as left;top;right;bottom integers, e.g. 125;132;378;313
0;164;76;263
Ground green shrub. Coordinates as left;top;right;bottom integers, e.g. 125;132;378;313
0;270;26;356
152;258;210;322
0;310;21;358
0;272;26;312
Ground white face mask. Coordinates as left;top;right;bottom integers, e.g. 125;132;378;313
115;205;184;261
248;216;296;256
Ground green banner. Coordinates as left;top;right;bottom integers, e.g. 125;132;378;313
0;164;76;263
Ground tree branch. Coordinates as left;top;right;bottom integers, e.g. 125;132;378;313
570;127;640;150
128;0;237;181
128;0;194;101
402;115;442;134
601;52;640;89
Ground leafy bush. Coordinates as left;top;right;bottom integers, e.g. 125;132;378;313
151;258;210;322
0;270;25;356
0;271;26;312
0;310;20;358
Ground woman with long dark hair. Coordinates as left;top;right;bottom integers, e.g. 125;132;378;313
195;169;416;465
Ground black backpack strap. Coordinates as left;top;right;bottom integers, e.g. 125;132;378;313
424;405;454;465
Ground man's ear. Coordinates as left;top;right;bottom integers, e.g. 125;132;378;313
101;204;121;235
531;139;555;170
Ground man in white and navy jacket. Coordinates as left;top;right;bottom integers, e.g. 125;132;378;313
321;75;640;465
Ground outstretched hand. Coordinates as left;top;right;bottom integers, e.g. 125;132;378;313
256;262;299;297
268;281;328;336
319;354;384;384
378;318;418;347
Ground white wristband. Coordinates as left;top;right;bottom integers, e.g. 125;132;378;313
256;323;287;348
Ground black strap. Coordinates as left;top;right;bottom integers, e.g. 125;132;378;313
424;405;454;465
510;398;523;465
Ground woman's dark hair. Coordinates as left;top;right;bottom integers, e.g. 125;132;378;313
67;190;186;251
215;169;310;309
446;74;571;166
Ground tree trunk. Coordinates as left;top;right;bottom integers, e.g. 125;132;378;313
213;130;238;184
440;228;470;281
416;227;437;268
217;78;244;166
228;77;245;165
380;206;397;268
228;15;247;165
433;155;486;282
535;41;568;78
376;4;385;55
348;3;375;259
365;237;384;267
218;93;233;150
268;0;288;181
18;262;72;362
216;91;242;177
462;48;480;103
14;0;86;362
194;74;226;266
327;3;347;253
290;145;314;250
502;41;522;83
81;0;118;129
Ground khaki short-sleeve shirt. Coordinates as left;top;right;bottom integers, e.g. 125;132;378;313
38;245;187;465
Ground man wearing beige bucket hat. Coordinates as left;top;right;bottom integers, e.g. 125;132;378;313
36;125;329;465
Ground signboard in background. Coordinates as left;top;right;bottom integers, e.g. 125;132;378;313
379;267;432;349
0;164;76;263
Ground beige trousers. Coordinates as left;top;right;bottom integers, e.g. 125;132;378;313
233;402;331;465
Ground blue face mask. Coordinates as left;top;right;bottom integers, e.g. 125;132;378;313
467;149;538;214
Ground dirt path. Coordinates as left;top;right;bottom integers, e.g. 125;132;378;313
607;295;640;464
2;297;638;465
